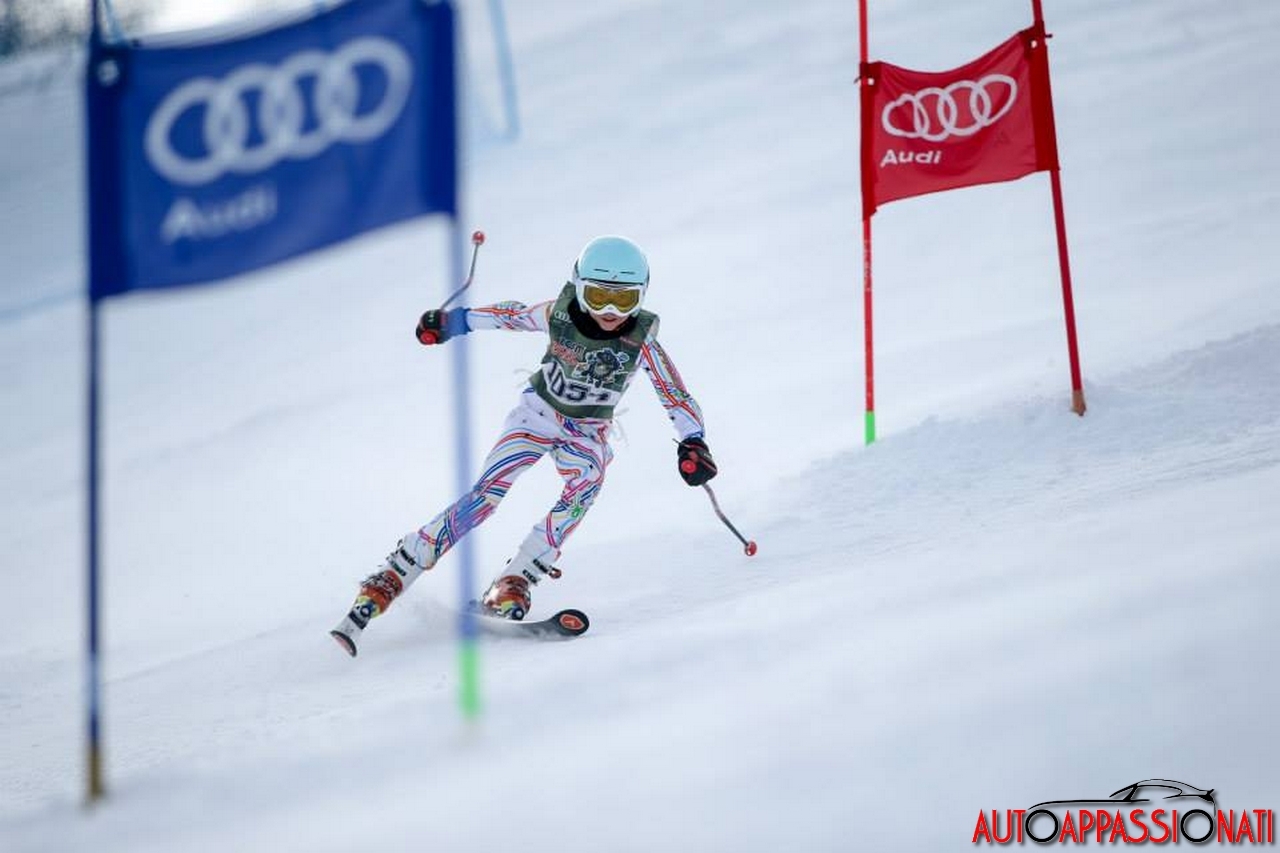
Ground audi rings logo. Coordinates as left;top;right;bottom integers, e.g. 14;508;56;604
144;37;413;186
881;74;1017;142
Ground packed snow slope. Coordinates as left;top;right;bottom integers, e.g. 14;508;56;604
2;0;1279;851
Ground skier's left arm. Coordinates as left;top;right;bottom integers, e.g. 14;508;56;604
416;300;551;343
640;337;718;486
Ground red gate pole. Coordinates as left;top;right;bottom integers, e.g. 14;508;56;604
1032;0;1086;415
858;0;877;444
862;217;875;444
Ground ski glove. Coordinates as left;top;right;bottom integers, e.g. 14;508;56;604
677;436;717;486
416;308;470;345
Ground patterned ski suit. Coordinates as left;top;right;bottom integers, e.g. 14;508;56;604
403;283;705;579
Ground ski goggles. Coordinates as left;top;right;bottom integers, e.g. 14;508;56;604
580;281;644;315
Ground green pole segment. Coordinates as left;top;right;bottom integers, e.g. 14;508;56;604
458;639;481;718
865;410;876;445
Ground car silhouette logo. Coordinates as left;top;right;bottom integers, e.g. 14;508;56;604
1025;779;1216;844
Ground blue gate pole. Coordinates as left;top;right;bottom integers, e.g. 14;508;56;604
85;0;107;806
86;297;105;804
449;219;481;718
98;0;124;42
487;0;520;140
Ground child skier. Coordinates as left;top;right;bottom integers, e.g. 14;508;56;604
331;235;718;655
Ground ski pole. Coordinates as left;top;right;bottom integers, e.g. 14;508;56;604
441;230;486;310
683;466;758;556
419;230;485;345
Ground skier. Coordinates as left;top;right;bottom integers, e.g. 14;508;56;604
332;236;718;655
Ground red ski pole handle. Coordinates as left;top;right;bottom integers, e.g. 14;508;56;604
680;458;697;474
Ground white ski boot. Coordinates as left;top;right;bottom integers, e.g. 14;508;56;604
331;534;432;657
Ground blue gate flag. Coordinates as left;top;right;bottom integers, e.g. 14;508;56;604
86;0;457;300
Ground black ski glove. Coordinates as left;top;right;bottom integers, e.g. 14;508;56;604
416;308;469;345
677;436;717;486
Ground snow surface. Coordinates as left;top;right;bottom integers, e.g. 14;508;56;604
2;0;1280;850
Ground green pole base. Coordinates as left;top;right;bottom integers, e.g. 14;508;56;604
864;410;876;445
458;639;481;719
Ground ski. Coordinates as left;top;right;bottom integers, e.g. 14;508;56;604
466;604;590;640
330;606;589;657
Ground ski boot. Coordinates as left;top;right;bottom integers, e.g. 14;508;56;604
331;535;431;657
480;575;533;621
479;556;562;621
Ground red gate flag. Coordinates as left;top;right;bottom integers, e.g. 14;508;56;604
860;23;1059;216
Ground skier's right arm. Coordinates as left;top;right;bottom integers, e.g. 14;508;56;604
416;301;552;345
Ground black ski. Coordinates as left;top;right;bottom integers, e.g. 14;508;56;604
466;604;590;640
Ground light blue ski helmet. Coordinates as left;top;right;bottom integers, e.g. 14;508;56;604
572;236;650;316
